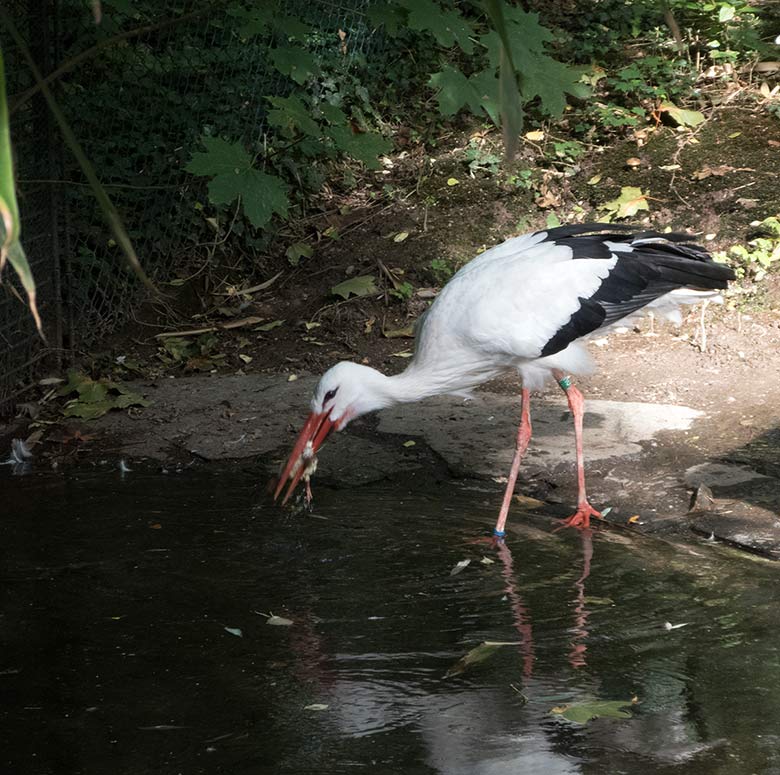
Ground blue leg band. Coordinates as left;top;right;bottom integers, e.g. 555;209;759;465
493;528;506;538
557;376;572;390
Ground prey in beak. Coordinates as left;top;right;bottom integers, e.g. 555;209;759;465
273;409;336;505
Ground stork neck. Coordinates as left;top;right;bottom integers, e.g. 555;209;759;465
385;358;498;403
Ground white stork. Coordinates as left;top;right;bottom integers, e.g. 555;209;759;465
274;223;734;535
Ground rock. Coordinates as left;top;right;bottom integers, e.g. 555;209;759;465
688;483;715;513
684;462;769;489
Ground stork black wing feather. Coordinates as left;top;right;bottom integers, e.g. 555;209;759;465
538;228;735;358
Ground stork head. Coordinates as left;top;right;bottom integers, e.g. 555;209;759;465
273;361;394;504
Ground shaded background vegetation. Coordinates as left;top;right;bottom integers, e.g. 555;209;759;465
1;0;778;409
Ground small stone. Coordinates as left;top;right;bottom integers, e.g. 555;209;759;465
689;484;715;513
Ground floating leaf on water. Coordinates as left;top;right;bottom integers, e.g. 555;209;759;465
331;275;378;300
39;377;64;386
446;641;521;678
224;627;243;637
304;321;321;330
583;596;614;606
551;699;635;724
450;559;471;576
403;440;416;448
480;556;495;566
287;374;298;382
267;615;294;626
446;177;459;186
664;621;690;631
304;703;329;711
600;506;613;517
391;350;414;358
238;354;253;364
393;231;410;242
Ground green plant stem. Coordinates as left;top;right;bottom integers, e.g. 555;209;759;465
9;8;207;114
1;7;157;295
483;0;524;159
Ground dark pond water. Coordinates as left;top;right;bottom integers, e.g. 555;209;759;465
3;467;780;774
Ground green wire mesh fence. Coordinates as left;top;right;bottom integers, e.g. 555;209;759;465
1;0;377;413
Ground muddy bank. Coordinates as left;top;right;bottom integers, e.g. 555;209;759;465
38;370;776;558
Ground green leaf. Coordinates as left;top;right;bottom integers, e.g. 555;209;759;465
274;15;313;41
213;168;289;229
328;127;392;169
403;0;474;53
331;274;378;300
255;319;285;332
266;95;321;137
446;641;521;677
188;138;289;229
62;400;115;420
320;102;348;125
469;68;501;126
659;101;706;128
230;7;273;37
718;3;736;23
428;66;482;116
600;186;649;219
78;380;109;404
552;699;634;724
270;47;319;85
367;3;407;35
286;242;313;265
186;136;251;178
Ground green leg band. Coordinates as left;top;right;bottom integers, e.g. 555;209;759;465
557;376;572;390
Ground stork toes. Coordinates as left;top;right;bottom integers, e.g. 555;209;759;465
561;502;604;530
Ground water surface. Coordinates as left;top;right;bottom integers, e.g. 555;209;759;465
3;468;780;774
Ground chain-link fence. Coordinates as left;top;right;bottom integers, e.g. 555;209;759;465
1;0;377;413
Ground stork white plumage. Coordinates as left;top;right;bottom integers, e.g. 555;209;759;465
274;223;735;535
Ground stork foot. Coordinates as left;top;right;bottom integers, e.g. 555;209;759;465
467;532;506;549
560;503;603;530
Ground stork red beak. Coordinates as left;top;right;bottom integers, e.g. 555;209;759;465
273;410;336;505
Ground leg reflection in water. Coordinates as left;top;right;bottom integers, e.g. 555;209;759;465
568;528;593;669
496;541;535;678
495;528;594;675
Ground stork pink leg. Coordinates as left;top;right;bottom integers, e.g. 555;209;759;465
554;373;602;529
493;388;532;540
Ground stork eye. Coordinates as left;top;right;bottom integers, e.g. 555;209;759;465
324;388;338;403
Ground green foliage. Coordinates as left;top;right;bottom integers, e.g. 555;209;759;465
187;137;289;229
58;370;151;419
0;40;41;333
429;258;455;284
716;220;780;281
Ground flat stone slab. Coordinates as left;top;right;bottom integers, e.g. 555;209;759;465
691;495;780;559
684;462;770;489
87;374;707;490
379;394;702;478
